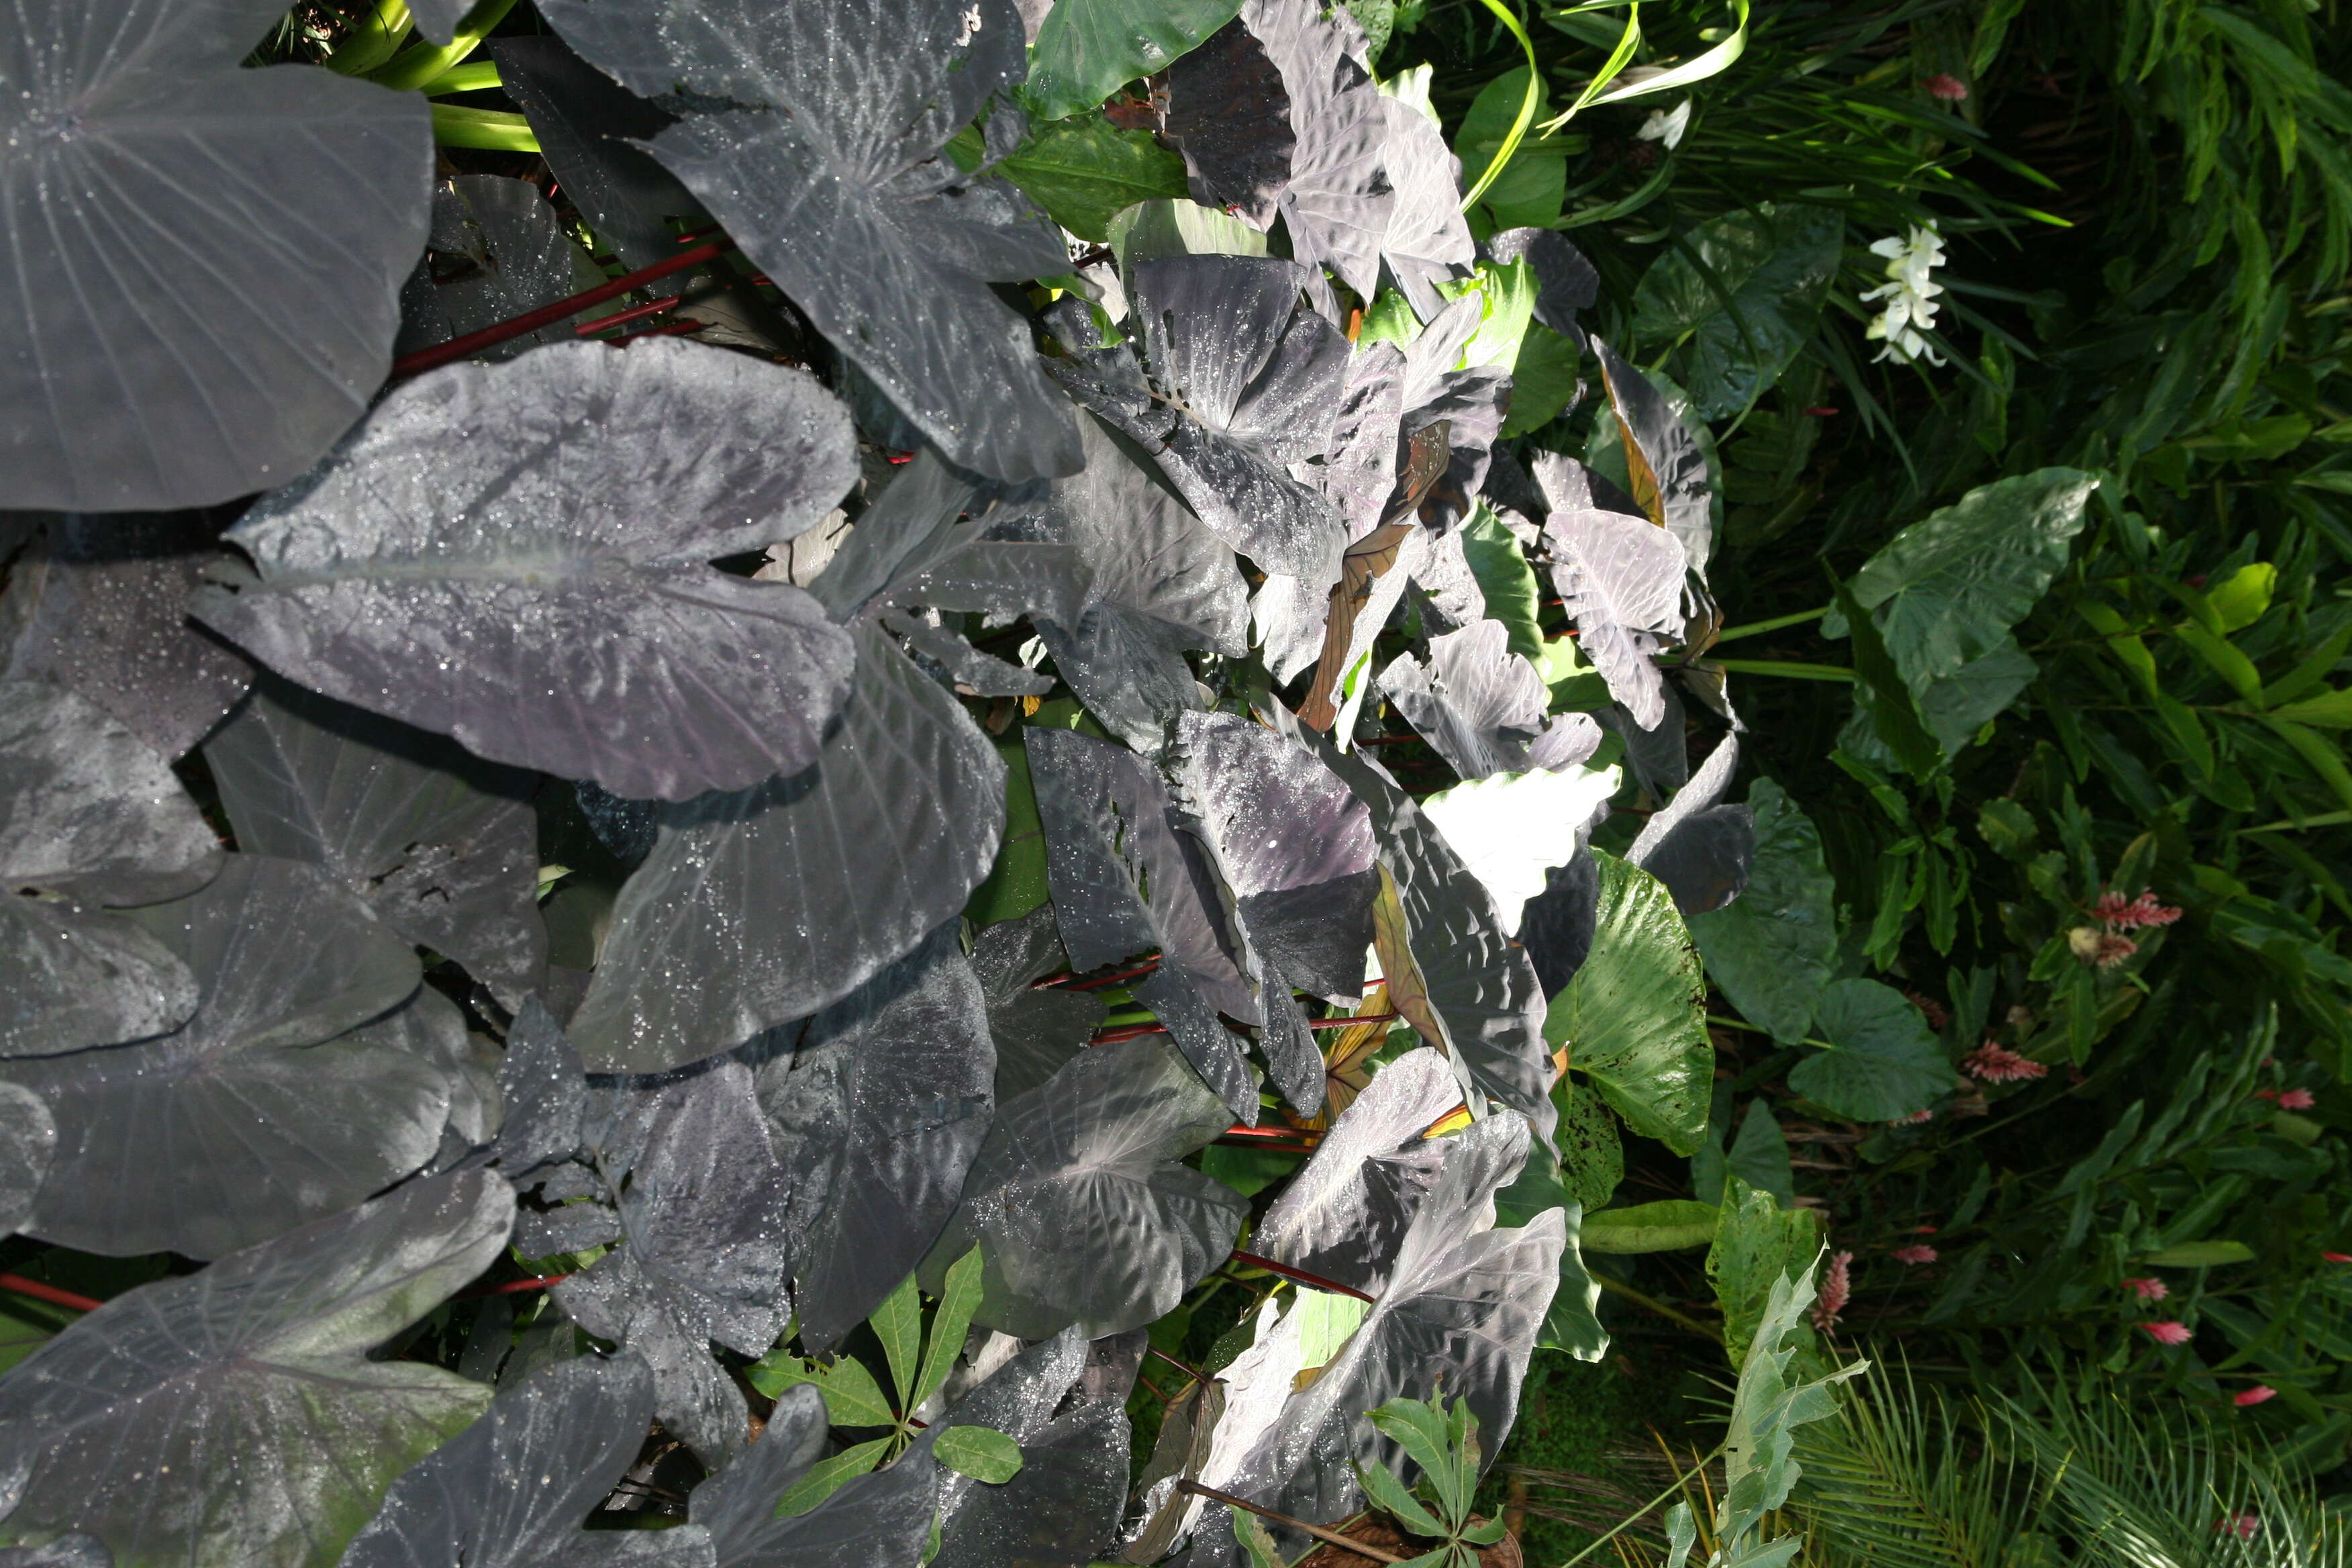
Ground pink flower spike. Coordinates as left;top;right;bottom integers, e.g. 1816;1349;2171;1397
2093;889;2184;931
1811;1251;1854;1334
2216;1512;2260;1539
1963;1042;2049;1083
2277;1088;2316;1111
2326;1252;2352;1264
2255;1087;2282;1101
2123;1277;2169;1302
2142;1321;2192;1346
1923;72;1969;101
2233;1385;2279;1408
1892;1244;1939;1265
1892;1107;1935;1125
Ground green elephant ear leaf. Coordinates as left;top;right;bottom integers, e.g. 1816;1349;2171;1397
1630;204;1844;419
1706;1175;1821;1368
1787;978;1955;1122
1546;852;1713;1156
1688;779;1837;1046
0;1171;513;1568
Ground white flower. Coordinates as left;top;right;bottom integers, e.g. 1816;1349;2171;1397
1636;99;1692;150
1861;223;1947;365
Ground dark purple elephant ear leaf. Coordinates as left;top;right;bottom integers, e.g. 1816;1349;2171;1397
0;513;253;761
931;1330;1142;1568
340;1353;714;1568
540;0;1083;483
489;997;590;1182
924;1038;1245;1340
194;338;859;803
992;414;1249;754
692;1385;942;1568
1238;0;1390;305
552;1061;792;1467
0;1171;514;1568
971;904;1107;1101
1377;96;1475;321
0;894;197;1061
0;682;219;905
395;176;605;363
1225;1114;1561;1531
1251;1046;1458;1295
1487;229;1599;342
1591;338;1716;587
1544;499;1685;732
746;923;994;1354
1024;726;1261;1118
1379;620;1601;780
491;34;701;271
570;624;1006;1073
1116;256;1351;582
1626;732;1754;917
1265;701;1557;1150
204;679;547;1008
2;0;431;511
0;1534;109;1568
1160;19;1297;226
0;854;446;1259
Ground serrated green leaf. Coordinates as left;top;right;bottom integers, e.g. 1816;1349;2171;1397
869;1271;923;1411
1547;852;1713;1154
1232;1504;1285;1568
935;1423;1026;1483
772;1437;891;1519
1689;779;1836;1046
782;1353;896;1428
1711;1255;1865;1559
914;1244;984;1414
1356;1450;1451;1538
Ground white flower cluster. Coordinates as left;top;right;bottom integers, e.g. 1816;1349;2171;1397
1862;223;1947;365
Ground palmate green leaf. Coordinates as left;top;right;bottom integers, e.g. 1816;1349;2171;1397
1689;779;1838;1045
1631;204;1842;420
1356;1451;1451;1538
994;118;1190;243
934;1424;1026;1484
1708;1177;1822;1368
1828;469;2100;693
1024;0;1246;119
1545;852;1713;1155
869;1273;923;1413
755;1353;898;1430
915;1247;985;1415
1787;979;1953;1122
771;1437;893;1520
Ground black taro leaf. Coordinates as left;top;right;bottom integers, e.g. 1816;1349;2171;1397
1375;96;1474;321
0;1171;513;1568
1379;621;1603;780
1166;711;1379;1113
342;1354;712;1568
805;451;989;624
744;924;995;1353
1485;229;1598;342
1238;0;1390;305
0;514;252;760
193;338;859;803
1274;705;1556;1148
1545;500;1685;732
1024;727;1260;1118
1224;1115;1561;1530
693;1386;941;1568
1160;20;1296;226
1251;1046;1455;1295
0;897;195;1061
0;682;220;905
1625;733;1753;917
971;905;1106;1101
0;854;446;1259
1518;851;1600;997
491;36;701;271
552;1062;791;1465
932;1330;1141;1568
1;0;431;511
571;626;1005;1073
540;0;1083;483
1591;338;1715;587
406;0;471;42
487;998;590;1181
1116;256;1351;581
205;679;547;1007
0;1538;108;1568
396;177;606;362
0;1083;54;1238
925;1038;1245;1340
993;415;1250;754
1394;299;1510;533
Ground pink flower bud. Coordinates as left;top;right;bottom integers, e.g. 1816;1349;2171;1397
2233;1385;2278;1407
2142;1321;2192;1345
1891;1244;1939;1265
2122;1277;2169;1302
1923;72;1969;101
2277;1088;2316;1111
